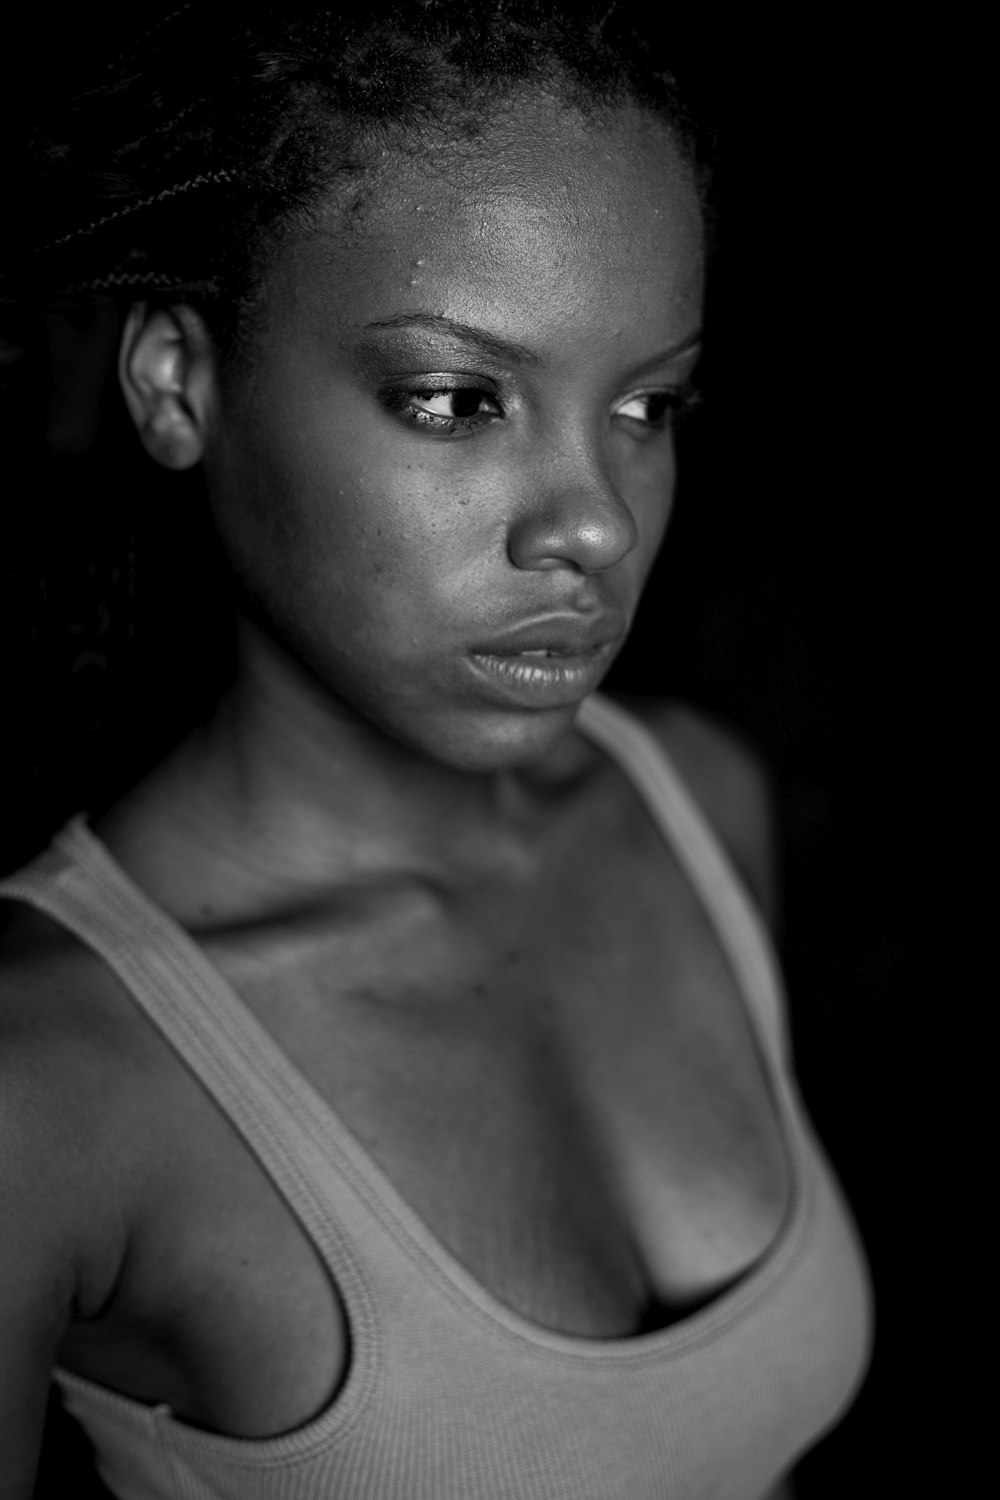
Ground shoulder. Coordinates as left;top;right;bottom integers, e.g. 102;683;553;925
0;907;137;1493
0;907;135;1318
607;695;780;930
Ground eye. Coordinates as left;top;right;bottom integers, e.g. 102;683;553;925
614;387;699;430
384;384;503;435
411;389;499;420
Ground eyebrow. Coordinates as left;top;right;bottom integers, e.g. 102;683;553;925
363;313;703;373
363;313;542;366
626;329;703;380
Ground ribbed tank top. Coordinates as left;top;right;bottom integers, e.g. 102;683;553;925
0;695;873;1500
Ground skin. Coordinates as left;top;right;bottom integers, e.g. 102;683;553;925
207;101;701;768
0;93;791;1495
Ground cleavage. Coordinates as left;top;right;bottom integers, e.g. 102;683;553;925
207;883;790;1341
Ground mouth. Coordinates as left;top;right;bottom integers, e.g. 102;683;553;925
466;623;622;707
471;613;626;660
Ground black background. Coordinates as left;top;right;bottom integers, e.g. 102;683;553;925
2;9;934;1496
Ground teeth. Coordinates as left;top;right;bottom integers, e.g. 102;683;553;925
521;649;551;657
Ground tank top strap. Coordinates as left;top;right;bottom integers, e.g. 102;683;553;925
577;694;790;1070
0;821;383;1327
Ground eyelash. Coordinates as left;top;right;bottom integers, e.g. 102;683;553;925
381;380;701;438
617;384;702;430
382;385;502;436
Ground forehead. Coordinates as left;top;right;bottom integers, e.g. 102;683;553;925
265;95;703;352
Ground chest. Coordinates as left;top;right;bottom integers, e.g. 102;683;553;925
60;777;791;1438
229;814;786;1297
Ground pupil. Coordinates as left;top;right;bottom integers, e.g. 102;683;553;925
646;393;670;422
451;389;481;418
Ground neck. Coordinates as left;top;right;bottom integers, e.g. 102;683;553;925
214;623;548;865
100;618;586;915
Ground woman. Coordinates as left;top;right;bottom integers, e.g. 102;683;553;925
0;4;872;1496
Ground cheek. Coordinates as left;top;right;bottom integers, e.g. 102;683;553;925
215;390;370;561
211;407;481;640
609;432;678;548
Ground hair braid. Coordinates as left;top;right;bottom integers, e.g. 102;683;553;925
118;99;211;158
38;170;239;255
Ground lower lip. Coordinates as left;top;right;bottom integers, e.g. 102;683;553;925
466;646;613;708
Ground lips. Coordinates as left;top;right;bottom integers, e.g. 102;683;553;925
470;613;626;659
465;612;626;709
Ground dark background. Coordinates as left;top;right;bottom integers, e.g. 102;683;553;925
2;11;932;1497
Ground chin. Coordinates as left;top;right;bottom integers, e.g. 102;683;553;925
401;702;584;776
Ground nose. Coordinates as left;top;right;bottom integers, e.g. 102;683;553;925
506;451;639;575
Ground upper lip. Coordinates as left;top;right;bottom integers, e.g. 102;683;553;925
471;613;627;657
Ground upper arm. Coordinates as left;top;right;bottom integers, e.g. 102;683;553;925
0;934;129;1500
639;699;781;935
0;917;139;1498
0;1054;79;1499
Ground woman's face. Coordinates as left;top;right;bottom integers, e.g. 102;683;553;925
204;96;704;771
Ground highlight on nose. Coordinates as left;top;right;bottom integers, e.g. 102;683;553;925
507;488;639;575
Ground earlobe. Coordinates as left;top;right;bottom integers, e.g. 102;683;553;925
119;302;216;471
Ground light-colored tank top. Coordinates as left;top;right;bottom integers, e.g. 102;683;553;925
0;695;873;1499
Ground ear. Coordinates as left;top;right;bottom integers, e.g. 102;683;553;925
118;302;218;470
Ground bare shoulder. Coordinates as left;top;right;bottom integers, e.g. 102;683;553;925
612;696;780;930
0;907;140;1262
0;907;134;1494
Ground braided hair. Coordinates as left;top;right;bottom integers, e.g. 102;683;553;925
8;0;706;361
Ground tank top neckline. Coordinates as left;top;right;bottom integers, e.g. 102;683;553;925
28;694;813;1379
